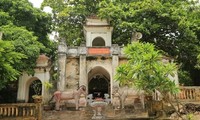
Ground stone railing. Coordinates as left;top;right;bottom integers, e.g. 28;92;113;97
176;86;200;102
152;86;200;102
0;103;42;120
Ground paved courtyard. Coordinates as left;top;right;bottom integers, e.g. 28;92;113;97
43;108;91;120
42;106;200;120
42;106;150;120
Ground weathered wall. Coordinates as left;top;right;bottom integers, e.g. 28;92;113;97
65;58;79;90
86;57;112;78
64;56;113;92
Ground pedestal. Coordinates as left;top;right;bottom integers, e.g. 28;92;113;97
90;100;107;119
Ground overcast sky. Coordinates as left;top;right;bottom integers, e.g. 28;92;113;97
28;0;43;8
28;0;52;13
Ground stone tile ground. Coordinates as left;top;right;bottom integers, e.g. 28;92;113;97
42;106;200;120
42;106;150;120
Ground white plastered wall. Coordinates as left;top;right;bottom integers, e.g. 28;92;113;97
84;27;113;47
17;68;50;102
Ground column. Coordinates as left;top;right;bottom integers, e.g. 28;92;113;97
112;55;119;86
17;75;26;102
79;46;87;89
111;44;120;99
42;68;50;103
57;39;67;91
111;44;120;87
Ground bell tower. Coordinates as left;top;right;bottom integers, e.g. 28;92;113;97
83;18;113;47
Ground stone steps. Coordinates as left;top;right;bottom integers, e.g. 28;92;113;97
103;104;149;120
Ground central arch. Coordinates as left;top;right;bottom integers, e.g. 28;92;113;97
88;66;110;98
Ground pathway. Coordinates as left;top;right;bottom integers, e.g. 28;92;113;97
42;106;149;120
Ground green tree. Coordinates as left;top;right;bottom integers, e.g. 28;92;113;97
0;39;25;89
196;54;200;69
0;0;56;58
115;41;182;117
1;25;45;75
98;0;200;85
0;0;52;45
0;11;12;26
42;0;103;45
115;42;179;95
0;0;55;90
42;0;200;85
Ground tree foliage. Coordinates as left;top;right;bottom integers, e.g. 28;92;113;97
42;0;103;45
42;0;200;84
98;0;200;84
0;0;54;90
0;0;52;45
196;54;200;69
1;25;45;74
115;42;179;95
0;40;25;90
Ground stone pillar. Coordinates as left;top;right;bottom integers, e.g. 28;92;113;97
57;39;67;91
79;45;87;89
112;55;119;85
111;44;120;98
42;68;51;103
17;75;26;102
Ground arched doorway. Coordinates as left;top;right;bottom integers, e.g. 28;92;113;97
28;79;42;103
92;37;105;46
88;66;110;99
89;74;109;98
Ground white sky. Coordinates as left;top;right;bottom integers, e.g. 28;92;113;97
28;0;55;40
28;0;43;8
28;0;52;13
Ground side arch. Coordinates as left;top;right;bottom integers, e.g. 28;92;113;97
25;77;42;102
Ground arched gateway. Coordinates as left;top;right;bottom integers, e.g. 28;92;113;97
88;66;110;98
17;17;179;105
17;55;51;103
18;17;128;103
56;17;121;102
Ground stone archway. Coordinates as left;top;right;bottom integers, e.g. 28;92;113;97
88;66;110;98
17;55;51;103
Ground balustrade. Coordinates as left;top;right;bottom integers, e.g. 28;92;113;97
152;86;200;102
0;103;41;120
176;86;200;102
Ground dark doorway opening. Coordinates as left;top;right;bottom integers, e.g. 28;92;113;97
88;75;109;99
92;37;105;46
28;80;42;103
